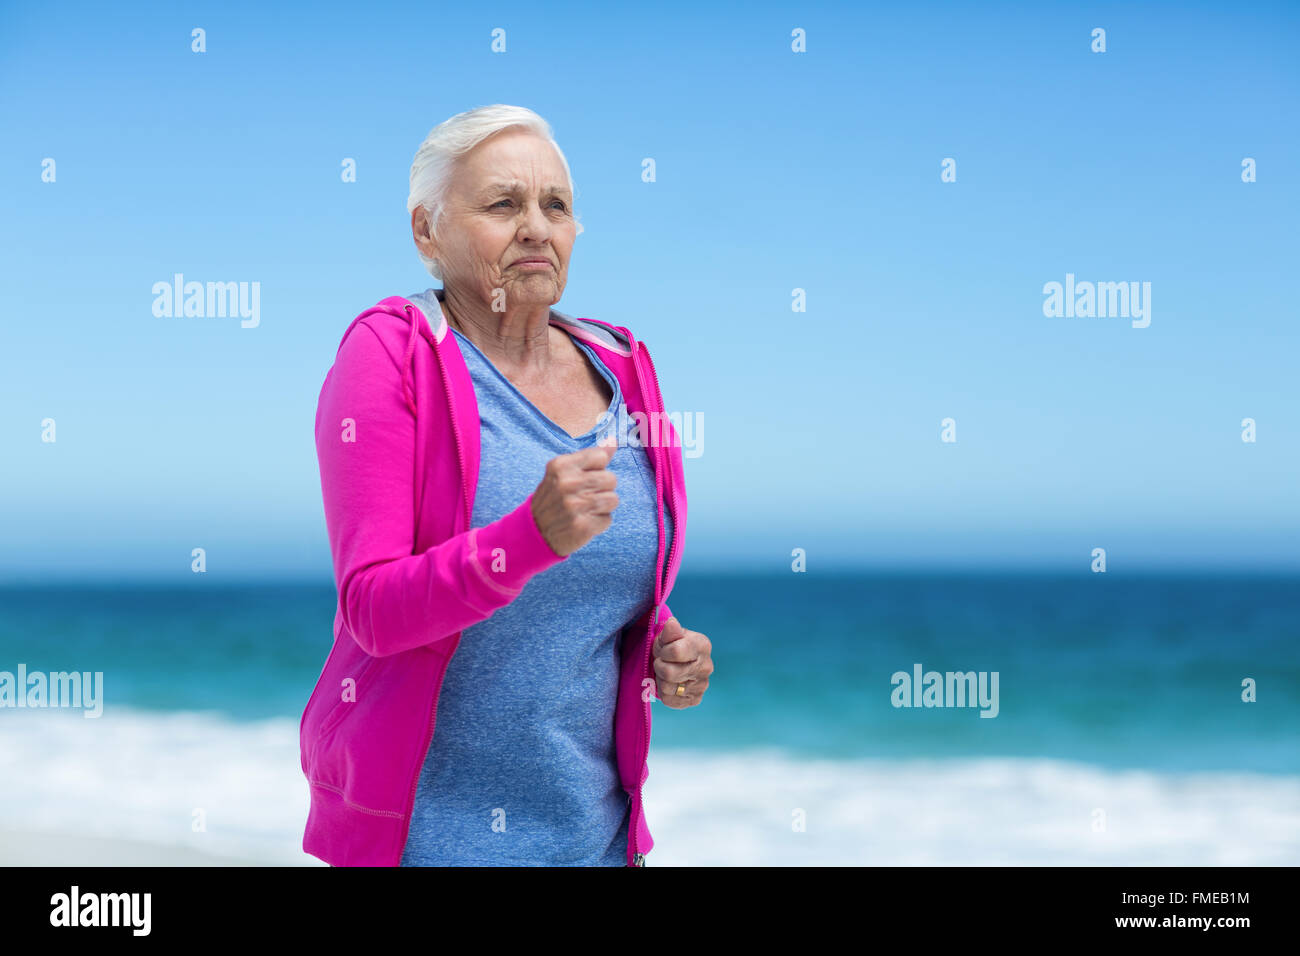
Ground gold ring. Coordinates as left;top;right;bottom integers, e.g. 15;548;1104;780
674;684;686;697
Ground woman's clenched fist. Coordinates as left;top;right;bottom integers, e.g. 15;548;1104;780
530;442;619;556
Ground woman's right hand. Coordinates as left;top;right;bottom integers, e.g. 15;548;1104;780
530;442;619;556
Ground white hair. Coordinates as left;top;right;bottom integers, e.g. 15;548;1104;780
407;104;582;281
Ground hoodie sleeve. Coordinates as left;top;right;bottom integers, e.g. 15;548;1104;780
315;320;568;658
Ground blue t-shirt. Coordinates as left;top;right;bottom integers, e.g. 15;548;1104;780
399;323;673;866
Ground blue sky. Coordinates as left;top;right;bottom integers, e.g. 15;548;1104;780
1;0;1297;580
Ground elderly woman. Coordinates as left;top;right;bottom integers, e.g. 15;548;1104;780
299;104;710;867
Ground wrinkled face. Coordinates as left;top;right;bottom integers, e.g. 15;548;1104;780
422;127;576;309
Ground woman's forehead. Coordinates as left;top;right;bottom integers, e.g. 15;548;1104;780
472;178;571;197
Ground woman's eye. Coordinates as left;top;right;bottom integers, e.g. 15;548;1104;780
489;198;567;211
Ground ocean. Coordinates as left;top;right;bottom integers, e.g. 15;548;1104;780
1;573;1296;865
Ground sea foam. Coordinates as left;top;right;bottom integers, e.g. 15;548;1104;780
1;706;1295;865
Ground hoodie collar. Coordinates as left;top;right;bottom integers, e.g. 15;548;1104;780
406;287;633;357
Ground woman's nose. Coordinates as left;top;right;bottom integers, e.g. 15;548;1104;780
517;201;552;240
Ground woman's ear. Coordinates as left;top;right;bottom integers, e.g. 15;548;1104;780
411;205;438;259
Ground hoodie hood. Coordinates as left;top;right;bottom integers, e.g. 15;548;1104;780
386;287;635;415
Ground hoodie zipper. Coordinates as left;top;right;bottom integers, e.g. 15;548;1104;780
396;304;472;865
638;342;682;591
628;337;681;866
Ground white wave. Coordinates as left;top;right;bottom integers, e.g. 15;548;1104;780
1;707;1295;865
643;749;1300;865
0;706;316;865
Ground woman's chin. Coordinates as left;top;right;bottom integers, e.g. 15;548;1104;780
503;275;564;304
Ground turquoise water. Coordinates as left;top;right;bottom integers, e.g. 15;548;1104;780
1;573;1295;773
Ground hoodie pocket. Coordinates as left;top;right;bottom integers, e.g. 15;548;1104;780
315;650;379;741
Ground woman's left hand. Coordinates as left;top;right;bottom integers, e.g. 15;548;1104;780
652;617;712;708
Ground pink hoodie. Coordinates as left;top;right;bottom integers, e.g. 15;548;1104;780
300;292;687;866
